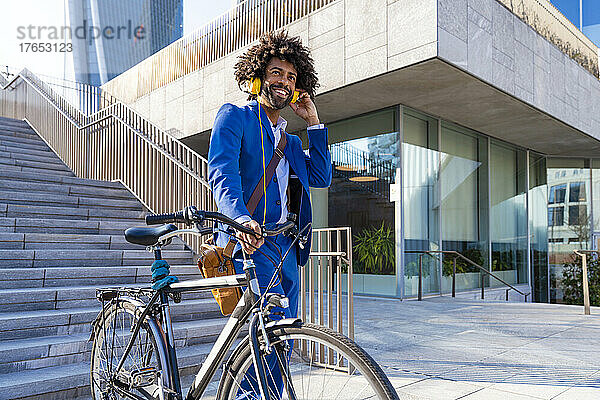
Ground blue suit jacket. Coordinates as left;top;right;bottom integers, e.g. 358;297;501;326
208;100;332;266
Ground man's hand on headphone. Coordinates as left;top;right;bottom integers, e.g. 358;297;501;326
290;91;320;126
236;220;264;255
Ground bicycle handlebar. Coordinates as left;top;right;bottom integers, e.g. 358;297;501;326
145;207;297;238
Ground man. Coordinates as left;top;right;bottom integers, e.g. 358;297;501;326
207;30;331;396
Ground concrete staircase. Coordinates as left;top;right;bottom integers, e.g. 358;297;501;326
0;117;227;399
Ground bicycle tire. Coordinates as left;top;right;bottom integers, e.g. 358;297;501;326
90;297;169;400
217;322;399;400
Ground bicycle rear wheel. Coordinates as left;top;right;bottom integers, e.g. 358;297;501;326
90;298;168;400
218;322;398;400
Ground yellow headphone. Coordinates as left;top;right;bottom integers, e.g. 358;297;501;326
248;77;300;103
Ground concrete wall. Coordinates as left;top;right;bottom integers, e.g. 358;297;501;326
124;0;438;139
437;0;600;141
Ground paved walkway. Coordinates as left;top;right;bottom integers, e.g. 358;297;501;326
352;296;600;399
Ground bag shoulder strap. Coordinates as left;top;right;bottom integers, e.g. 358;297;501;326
223;131;287;257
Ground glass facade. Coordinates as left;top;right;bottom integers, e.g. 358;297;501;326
547;159;591;303
320;104;599;301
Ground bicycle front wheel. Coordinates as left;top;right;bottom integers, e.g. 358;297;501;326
90;298;168;400
218;322;398;400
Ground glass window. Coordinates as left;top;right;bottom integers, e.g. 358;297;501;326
402;109;440;297
529;153;548;303
549;184;566;204
440;122;488;292
568;205;587;226
569;182;586;202
326;108;398;297
547;158;590;304
548;207;564;226
489;142;527;286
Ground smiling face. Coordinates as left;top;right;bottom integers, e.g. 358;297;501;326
260;58;298;110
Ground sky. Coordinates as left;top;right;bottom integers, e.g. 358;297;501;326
0;0;235;81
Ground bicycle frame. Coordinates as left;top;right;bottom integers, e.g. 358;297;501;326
95;230;293;400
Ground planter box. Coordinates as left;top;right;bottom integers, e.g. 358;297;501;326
441;272;481;292
334;273;396;296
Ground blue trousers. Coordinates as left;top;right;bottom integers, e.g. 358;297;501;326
233;233;299;398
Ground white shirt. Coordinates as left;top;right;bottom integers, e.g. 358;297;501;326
236;121;325;225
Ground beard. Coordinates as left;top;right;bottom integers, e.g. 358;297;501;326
262;83;292;110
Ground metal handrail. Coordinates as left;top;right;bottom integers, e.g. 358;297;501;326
572;250;596;315
0;69;214;254
406;250;530;302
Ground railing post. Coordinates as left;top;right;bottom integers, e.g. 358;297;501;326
418;254;423;301
452;257;456;298
481;273;485;300
582;253;591;315
574;250;592;315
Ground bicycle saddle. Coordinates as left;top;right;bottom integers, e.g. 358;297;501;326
124;223;178;246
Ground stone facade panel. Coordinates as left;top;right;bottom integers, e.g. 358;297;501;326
467;15;493;81
345;0;386;46
492;57;515;94
310;26;345;51
311;38;345;92
309;1;344;39
468;0;494;21
346;31;386;59
345;45;387;84
513;15;534;50
533;34;550;61
439;28;467;69
514;41;533;94
388;0;437;57
438;0;467;42
387;42;437;70
492;1;514;60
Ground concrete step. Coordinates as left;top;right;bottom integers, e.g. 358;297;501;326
0;303;227;341
0;339;220;400
0;190;142;210
0;249;194;268
0;128;41;141
0;144;54;158
0;217;152;235
0;130;44;146
0;180;136;201
3;151;64;165
0;136;52;152
0;117;32;128
0;169;124;189
1;164;74;177
0;134;47;149
1;203;145;222
0;265;202;289
0;326;221;377
0;232;187;250
0;156;72;173
0;283;217;312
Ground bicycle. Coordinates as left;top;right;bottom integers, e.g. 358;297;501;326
89;206;399;400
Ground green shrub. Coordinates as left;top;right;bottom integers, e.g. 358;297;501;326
353;222;395;275
442;248;484;276
561;256;600;306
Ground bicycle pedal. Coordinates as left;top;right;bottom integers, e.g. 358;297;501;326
129;367;158;388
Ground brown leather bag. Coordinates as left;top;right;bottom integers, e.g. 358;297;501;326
198;132;287;315
198;243;241;315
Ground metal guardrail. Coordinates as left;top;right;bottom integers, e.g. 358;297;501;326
301;227;353;372
407;250;530;302
102;0;338;103
0;69;214;254
573;250;595;315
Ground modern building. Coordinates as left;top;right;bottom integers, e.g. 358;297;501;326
101;0;600;304
551;0;600;46
68;0;183;87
